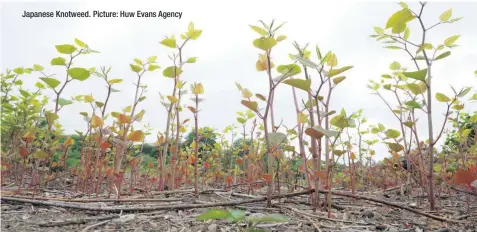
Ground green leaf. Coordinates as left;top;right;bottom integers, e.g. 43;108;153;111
40;77;60;89
277;64;301;76
255;94;266;101
95;101;104;108
416;43;433;54
51;57;66;66
241;100;258;112
333;76;346;85
55;44;77;54
185;57;197;63
449;17;463;23
196;209;231;221
330;115;348;128
385;8;415;34
403;69;427;81
250;25;268;36
389;61;401;70
327;53;337;67
134;58;143;65
130;64;142;73
439;9;452;22
276;35;287;42
163;66;183;78
297;112;308;124
403;121;415;128
376;35;389;41
405;100;422;109
374;27;384;34
436;92;451;102
247;214;288;223
458;87;471;97
385;129;401;139
35;82;45;89
108;79;123;84
399;2;408;8
186;29;202;40
268;132;288;146
253;37;277;50
68;68;90;81
406;83;423;95
470;93;477;101
160;38;176;48
384;46;402;50
333;150;347;156
381;74;392;79
403;27;410;40
470;114;477;122
434;51;451;61
315;45;322;60
227;209;245;222
328;66;353;78
33;64;44;71
45;111;59;126
320;51;332;65
148;64;160;71
58;98;73;106
444;35;459;47
147;56;157;63
19;89;30;97
237;117;246;124
74;38;87;48
283;79;311;92
293;55;319;69
462;128;472;138
452;104;464;110
33;150;49;159
13;68;24;74
385;142;404;152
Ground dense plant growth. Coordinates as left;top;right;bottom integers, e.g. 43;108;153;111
1;3;476;220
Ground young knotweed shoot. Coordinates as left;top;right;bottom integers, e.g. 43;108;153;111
371;2;466;210
158;21;201;191
242;19;300;207
293;41;353;210
105;57;159;198
188;82;204;194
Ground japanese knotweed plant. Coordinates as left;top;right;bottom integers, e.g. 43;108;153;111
370;2;472;210
107;56;158;196
289;42;353;210
0;69;50;191
239;19;303;207
188;82;205;194
444;111;477;168
236;110;257;193
157;21;202;191
352;109;369;183
361;138;379;187
10;39;97;192
324;109;355;217
220;124;239;187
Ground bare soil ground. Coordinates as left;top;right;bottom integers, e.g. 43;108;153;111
1;181;476;232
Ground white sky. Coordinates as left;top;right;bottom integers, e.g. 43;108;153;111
1;0;476;161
